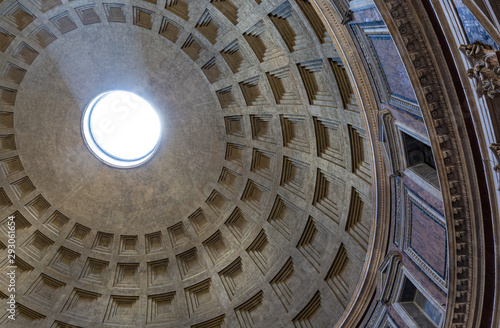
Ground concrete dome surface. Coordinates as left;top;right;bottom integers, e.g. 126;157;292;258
0;0;498;327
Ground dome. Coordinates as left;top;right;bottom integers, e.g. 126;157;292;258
0;0;498;327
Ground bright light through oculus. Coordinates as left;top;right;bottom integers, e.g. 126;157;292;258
82;91;161;168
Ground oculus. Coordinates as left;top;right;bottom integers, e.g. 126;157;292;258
82;91;161;168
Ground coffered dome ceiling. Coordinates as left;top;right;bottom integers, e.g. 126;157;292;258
17;26;226;232
0;0;378;326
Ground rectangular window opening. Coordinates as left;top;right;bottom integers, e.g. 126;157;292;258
402;132;439;189
399;277;442;327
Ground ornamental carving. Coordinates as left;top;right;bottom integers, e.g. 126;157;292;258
341;10;354;25
459;41;500;99
489;143;500;173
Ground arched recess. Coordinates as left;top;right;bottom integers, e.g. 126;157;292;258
308;0;493;327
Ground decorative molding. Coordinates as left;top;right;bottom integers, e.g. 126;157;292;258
366;305;399;328
376;250;402;303
377;110;402;175
403;189;448;291
392;176;402;247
